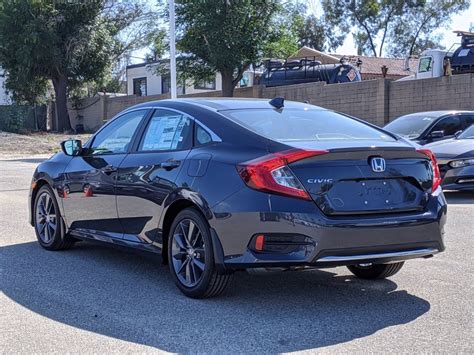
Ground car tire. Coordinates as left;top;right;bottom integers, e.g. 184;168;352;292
33;185;75;251
347;262;404;279
168;208;233;298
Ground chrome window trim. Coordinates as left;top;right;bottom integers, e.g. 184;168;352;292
87;105;222;149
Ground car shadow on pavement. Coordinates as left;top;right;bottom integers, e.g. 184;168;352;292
1;241;430;352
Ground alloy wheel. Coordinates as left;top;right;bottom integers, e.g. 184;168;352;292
171;218;206;287
35;192;57;244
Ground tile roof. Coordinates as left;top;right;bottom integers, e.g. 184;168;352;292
331;54;418;77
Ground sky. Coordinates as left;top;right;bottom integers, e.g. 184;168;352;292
308;0;474;56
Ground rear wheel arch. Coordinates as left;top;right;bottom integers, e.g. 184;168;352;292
30;179;49;225
161;199;210;264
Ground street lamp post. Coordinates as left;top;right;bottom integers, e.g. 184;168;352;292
169;0;177;99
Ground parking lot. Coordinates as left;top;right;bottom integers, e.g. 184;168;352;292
1;157;473;353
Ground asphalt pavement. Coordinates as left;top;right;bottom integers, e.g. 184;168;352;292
1;157;473;353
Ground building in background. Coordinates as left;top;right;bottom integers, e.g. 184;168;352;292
126;60;259;97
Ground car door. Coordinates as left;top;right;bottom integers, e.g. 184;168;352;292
425;115;464;143
115;109;193;245
62;109;149;239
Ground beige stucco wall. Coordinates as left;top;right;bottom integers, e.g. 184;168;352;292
388;73;474;120
68;73;474;132
260;79;389;126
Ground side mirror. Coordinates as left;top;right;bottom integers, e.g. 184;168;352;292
454;130;463;138
61;139;82;156
430;130;444;139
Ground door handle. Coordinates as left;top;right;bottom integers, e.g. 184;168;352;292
159;160;181;171
101;165;117;174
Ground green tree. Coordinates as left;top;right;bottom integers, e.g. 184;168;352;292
263;1;305;59
145;29;168;62
387;0;469;57
175;0;279;97
322;0;469;57
0;0;156;131
322;0;412;57
264;2;344;59
297;15;345;52
1;65;50;105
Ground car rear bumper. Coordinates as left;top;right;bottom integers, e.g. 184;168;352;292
441;165;474;191
210;188;447;270
316;247;438;264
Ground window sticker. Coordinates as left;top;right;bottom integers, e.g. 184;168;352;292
142;115;187;151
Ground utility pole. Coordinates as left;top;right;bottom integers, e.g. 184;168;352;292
169;0;177;99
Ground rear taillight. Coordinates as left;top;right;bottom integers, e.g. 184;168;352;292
417;149;442;192
237;149;328;200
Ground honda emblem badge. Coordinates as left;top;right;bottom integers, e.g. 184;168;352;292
370;157;386;172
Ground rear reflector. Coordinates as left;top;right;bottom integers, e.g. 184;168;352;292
255;235;265;251
250;234;315;253
417;149;442;192
237;149;328;200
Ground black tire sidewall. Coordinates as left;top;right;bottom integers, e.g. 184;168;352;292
33;185;64;249
167;208;215;297
347;262;404;279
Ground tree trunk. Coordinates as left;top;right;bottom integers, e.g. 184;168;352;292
221;70;235;97
52;75;72;132
379;8;397;57
353;12;378;57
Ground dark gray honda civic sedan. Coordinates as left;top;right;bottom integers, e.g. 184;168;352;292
29;98;447;298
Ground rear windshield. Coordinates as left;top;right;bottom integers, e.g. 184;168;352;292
220;108;395;142
384;114;437;139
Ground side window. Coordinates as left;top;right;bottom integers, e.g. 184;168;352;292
139;110;192;151
431;116;463;136
161;76;185;95
194;78;216;90
461;115;474;128
418;57;432;73
90;110;147;155
161;76;170;94
195;125;212;146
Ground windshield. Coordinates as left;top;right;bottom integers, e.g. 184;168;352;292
458;125;474;139
220;108;395;142
384;114;437;139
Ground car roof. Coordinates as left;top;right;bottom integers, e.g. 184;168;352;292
398;110;474;118
127;98;325;112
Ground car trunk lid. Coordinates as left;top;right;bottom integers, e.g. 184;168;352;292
288;147;432;216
